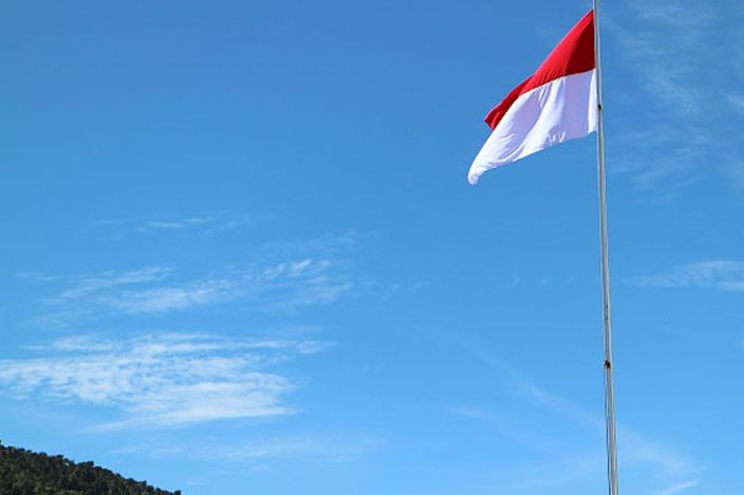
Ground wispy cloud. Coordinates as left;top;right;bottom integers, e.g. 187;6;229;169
0;333;326;430
516;376;702;489
93;211;255;238
631;260;744;291
617;2;717;116
192;437;378;465
194;438;352;462
451;338;703;494
495;452;605;493
24;234;366;327
48;266;175;302
622;428;704;494
607;126;704;197
656;479;700;495
606;1;744;197
112;436;381;472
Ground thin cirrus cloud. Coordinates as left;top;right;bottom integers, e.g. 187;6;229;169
0;333;326;430
28;255;357;328
451;375;702;495
195;438;378;464
618;1;717;115
656;480;700;495
114;436;381;466
450;338;703;495
631;260;744;291
92;212;255;237
606;0;744;196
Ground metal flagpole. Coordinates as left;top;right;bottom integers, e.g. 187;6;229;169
592;2;620;495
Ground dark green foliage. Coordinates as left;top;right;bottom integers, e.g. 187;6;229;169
0;440;185;495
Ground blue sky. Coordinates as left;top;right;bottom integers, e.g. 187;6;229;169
1;1;742;494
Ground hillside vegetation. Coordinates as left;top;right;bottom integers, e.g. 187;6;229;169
0;440;183;495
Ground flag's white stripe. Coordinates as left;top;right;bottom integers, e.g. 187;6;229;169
468;69;597;185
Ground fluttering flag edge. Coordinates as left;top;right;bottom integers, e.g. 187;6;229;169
467;10;596;185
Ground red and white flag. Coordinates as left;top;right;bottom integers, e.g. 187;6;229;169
468;11;597;185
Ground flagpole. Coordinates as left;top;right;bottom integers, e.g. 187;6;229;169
592;2;620;495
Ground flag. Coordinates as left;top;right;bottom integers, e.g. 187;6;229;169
468;10;597;185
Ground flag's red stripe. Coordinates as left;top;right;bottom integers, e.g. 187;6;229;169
485;10;595;130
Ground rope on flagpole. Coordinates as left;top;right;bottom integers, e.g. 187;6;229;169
592;2;620;495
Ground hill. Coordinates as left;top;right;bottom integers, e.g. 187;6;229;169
0;440;183;495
